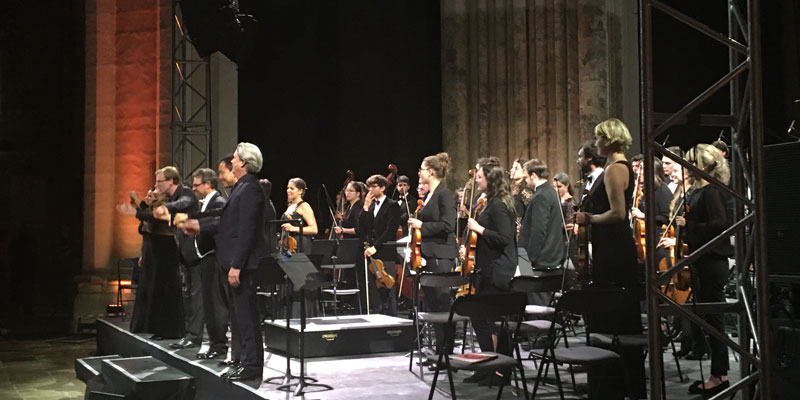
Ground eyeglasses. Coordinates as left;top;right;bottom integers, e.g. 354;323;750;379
192;182;205;187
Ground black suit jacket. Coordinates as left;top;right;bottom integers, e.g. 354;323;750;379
163;185;200;266
194;191;226;256
199;173;268;271
358;197;401;253
395;193;418;236
418;184;458;259
475;197;517;290
518;183;565;269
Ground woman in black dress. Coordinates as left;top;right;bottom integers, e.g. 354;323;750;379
280;178;318;253
680;144;732;396
462;161;518;385
574;118;645;399
408;152;458;355
118;186;185;340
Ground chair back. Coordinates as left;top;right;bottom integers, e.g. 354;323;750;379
418;271;469;289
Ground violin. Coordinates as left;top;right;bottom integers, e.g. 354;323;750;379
279;216;298;254
457;196;485;297
365;242;395;289
632;175;646;262
409;199;424;270
574;203;591;289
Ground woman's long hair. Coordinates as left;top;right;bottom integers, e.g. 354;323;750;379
483;164;516;219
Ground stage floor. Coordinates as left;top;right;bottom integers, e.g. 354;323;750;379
94;317;739;399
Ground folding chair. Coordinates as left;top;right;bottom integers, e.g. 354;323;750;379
427;292;529;400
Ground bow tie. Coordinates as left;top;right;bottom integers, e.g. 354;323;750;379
586;175;594;183
374;199;381;207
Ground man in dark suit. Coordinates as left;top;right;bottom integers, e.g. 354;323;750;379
518;159;565;305
187;168;229;360
151;166;200;348
179;142;268;382
392;175;417;237
358;174;401;315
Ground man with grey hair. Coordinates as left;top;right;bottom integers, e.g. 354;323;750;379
176;142;268;381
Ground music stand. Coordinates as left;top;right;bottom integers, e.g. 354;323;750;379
263;253;331;396
310;239;360;316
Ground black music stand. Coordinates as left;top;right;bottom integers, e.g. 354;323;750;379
263;253;331;396
310;239;360;316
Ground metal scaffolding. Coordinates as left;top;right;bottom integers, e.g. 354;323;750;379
640;1;770;399
172;0;212;183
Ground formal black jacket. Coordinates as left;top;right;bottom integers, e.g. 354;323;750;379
358;197;401;250
199;173;268;271
193;191;226;256
475;197;517;290
137;185;199;265
685;184;733;260
418;184;458;260
395;192;418;236
342;200;364;240
518;182;565;269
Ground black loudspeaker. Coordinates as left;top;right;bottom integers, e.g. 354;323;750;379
764;142;800;276
178;0;256;64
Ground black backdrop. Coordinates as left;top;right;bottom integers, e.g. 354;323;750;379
237;1;442;229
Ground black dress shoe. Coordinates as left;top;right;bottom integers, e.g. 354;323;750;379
684;350;708;360
169;338;200;349
149;335;164;340
463;370;491;383
218;359;240;367
220;365;243;379
197;349;227;360
688;379;729;396
224;366;262;381
477;373;510;387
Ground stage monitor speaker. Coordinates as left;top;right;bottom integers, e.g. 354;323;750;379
764;141;800;276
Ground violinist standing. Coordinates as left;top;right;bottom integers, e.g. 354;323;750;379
358;175;401;315
393;175;417;237
408;152;458;356
670;144;732;397
461;161;517;386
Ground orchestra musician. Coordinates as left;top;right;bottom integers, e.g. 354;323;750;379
552;172;576;227
358;174;402;315
461;160;518;386
630;158;673;267
281;178;318;252
574;118;645;399
509;157;531;220
393;175;417;237
407;152;458;355
675;144;732;396
281;177;320;317
334;181;366;239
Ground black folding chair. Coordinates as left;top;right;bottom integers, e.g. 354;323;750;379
532;285;633;400
409;271;470;379
427;292;529;400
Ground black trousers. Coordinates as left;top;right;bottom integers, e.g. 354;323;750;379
421;257;455;354
199;254;229;351
181;263;204;341
228;268;263;370
471;275;508;354
691;256;730;376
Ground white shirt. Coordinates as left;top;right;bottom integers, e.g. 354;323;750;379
585;168;604;192
373;195;386;217
194;190;218;258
